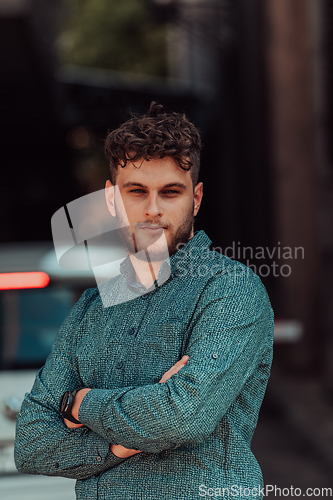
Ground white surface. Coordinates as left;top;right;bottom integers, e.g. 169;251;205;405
0;474;76;500
0;445;16;474
0;371;37;444
0;371;76;498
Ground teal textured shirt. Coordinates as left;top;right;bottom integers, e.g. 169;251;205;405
15;231;274;499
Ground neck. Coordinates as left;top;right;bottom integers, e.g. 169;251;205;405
129;251;164;289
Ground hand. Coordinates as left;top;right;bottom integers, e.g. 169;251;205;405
110;444;142;458
159;355;189;383
63;418;84;429
110;355;190;458
63;388;91;429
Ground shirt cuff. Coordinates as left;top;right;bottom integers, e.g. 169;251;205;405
84;431;127;470
79;388;119;440
43;427;126;479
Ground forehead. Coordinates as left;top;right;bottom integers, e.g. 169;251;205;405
116;157;192;188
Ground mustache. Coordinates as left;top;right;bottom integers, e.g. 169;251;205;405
136;222;169;229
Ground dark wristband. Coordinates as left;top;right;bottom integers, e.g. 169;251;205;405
60;390;82;425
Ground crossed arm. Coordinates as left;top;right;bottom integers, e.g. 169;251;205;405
15;273;273;479
63;355;190;458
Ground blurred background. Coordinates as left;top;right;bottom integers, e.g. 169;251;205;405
0;0;333;497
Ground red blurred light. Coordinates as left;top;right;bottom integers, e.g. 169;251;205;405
0;272;50;290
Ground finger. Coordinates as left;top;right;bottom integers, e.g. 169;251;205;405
63;418;84;429
171;364;186;375
169;356;190;372
164;357;188;376
159;356;190;383
172;355;189;368
110;444;142;458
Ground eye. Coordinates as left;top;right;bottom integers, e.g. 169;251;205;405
130;189;145;194
163;190;179;195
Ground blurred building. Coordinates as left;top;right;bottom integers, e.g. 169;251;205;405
1;0;333;448
1;0;333;493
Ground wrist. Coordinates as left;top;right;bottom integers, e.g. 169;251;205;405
72;388;91;421
60;388;91;424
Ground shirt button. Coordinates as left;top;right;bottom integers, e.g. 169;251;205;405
116;362;123;369
54;462;59;469
128;328;135;335
96;456;102;462
174;271;180;277
141;294;149;299
212;353;218;359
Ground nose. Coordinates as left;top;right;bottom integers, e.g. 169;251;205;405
145;193;163;220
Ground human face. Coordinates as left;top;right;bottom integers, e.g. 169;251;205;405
105;157;203;261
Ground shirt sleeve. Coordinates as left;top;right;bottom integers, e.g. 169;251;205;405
78;269;274;453
14;288;126;480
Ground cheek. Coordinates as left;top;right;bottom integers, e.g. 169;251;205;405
177;200;194;219
116;199;137;224
168;208;192;232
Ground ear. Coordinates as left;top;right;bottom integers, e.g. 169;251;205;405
193;182;203;217
105;180;116;217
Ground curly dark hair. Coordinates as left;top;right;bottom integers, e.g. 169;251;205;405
105;102;202;187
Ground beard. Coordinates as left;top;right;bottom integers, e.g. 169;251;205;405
161;208;194;259
117;205;194;263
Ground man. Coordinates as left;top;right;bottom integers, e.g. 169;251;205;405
15;102;274;499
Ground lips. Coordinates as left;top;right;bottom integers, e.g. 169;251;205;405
141;227;164;234
138;224;167;231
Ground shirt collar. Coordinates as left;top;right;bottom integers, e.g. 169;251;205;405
119;230;211;288
169;230;212;276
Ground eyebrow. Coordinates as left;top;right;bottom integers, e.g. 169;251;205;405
122;182;187;190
